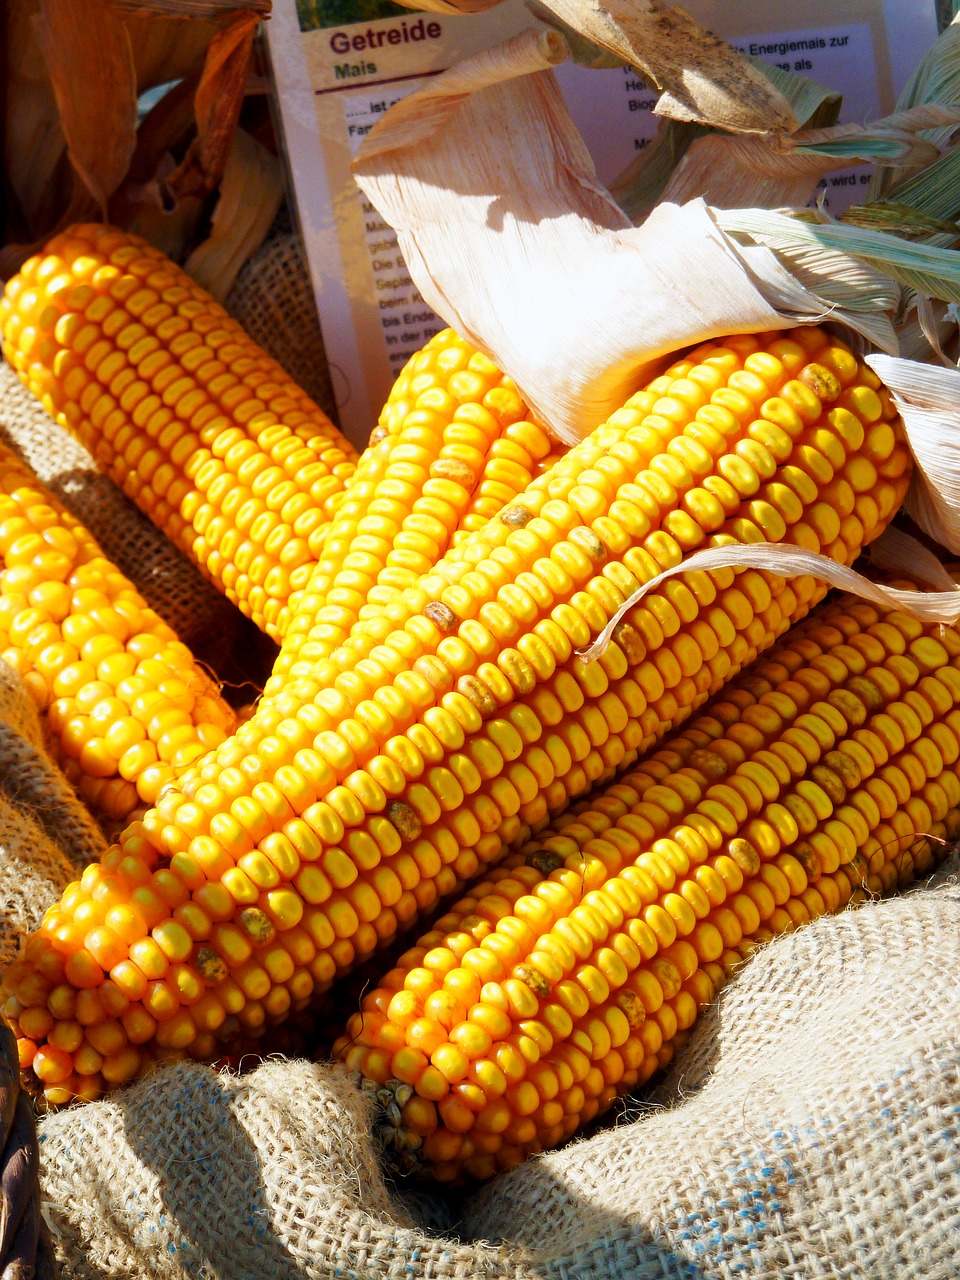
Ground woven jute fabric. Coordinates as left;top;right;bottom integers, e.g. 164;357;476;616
0;359;240;663
35;857;960;1280
225;229;338;425
0;662;106;973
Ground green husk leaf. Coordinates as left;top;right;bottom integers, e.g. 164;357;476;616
868;18;960;200
839;201;960;239
717;205;960;308
794;135;939;162
744;57;841;130
871;143;960;222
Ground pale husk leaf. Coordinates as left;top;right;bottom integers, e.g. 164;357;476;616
716;206;960;338
661;106;960;220
580;534;960;664
866;523;960;588
610;60;841;225
866;354;960;555
353;30;897;444
32;0;138;214
183;129;284;301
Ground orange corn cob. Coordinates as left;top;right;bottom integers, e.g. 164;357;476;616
1;326;910;1106
334;593;960;1180
0;225;358;640
0;440;235;822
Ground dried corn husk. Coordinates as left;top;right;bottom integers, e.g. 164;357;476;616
657;106;960;213
164;8;262;202
869;13;960;201
352;29;899;445
532;0;795;133
610;60;843;224
2;0;268;275
391;0;798;141
3;2;71;247
32;0;138;217
184;128;284;301
865;355;960;556
350;23;960;625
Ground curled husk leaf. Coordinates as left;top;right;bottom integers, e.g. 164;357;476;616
579;531;960;664
867;355;960;556
352;28;897;443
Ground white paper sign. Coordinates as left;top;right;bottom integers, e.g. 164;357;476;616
265;0;940;447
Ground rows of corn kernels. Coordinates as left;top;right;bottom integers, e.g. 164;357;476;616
0;223;949;1183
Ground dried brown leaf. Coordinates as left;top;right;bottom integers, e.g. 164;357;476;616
122;11;219;91
105;0;268;15
391;0;504;11
32;0;138;214
534;0;796;134
166;10;261;199
2;0;66;243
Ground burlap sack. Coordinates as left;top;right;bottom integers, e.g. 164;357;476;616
225;222;337;426
0;661;106;972
0;360;242;669
32;853;960;1280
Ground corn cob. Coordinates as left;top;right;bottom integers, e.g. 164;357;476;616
356;867;854;1179
0;224;358;640
0;440;235;822
274;327;560;659
333;593;960;1180
266;325;907;700
0;326;910;1106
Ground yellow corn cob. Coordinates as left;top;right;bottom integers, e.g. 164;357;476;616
0;440;236;822
274;328;560;661
267;325;908;702
0;326;910;1106
334;593;960;1181
351;869;850;1178
248;326;906;889
0;225;358;640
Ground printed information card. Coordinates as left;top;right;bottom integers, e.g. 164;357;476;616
265;0;940;445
